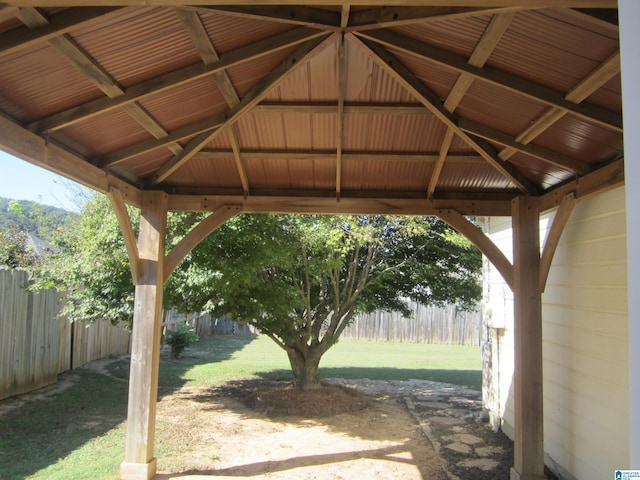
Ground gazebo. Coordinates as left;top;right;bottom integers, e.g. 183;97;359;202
0;1;636;479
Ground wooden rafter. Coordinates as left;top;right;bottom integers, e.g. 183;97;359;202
27;26;327;133
428;128;454;199
356;28;622;133
351;34;539;194
228;127;250;196
148;33;334;186
336;31;348;199
459;119;593;174
433;11;515;197
195;5;341;31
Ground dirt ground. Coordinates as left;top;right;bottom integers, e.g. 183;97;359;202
153;380;448;479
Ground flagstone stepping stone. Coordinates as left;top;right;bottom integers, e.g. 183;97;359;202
457;458;500;471
445;442;472;454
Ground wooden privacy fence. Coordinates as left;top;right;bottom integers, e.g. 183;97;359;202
341;303;481;345
0;268;131;401
165;303;480;346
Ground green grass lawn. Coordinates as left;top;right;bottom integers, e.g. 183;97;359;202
0;335;481;480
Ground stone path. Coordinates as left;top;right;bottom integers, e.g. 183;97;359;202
329;379;514;480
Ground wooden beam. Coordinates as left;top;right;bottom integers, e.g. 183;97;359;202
459;118;594;174
539;193;576;291
120;191;167;480
438;209;514;290
107;186;141;285
27;26;326;133
168;194;513;217
1;1;619;8
0;113;142;207
228;127;250;196
511;195;545;480
163;204;242;283
349;6;509;30
428;128;454;198
148;33;333;186
0;7;121;58
351;34;539;194
195;5;341;30
356;28;623;133
254;102;428;115
195;149;483;163
336;32;348;199
100;113;226;168
438;12;515;194
539;157;624;213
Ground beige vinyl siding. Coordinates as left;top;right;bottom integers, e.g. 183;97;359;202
483;186;628;479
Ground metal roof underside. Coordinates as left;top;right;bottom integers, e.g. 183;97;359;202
0;1;623;216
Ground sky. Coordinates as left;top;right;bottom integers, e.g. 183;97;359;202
0;150;90;212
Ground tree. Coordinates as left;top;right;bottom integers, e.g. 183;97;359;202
0;225;41;268
167;214;482;389
32;194;138;325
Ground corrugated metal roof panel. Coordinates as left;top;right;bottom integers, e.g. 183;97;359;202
342;158;433;191
200;12;296;54
489;10;620;94
138;76;228;132
57;107;152;157
111;149;174;180
169;155;241;189
437;160;515;191
393;15;491;59
533;114;623;163
587;75;622;112
391;50;460;100
344;113;445;152
455;81;548;137
227;47;299;98
0;43;102;123
71;7;200;88
508;152;573;190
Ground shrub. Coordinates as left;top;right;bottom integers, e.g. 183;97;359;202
165;322;199;359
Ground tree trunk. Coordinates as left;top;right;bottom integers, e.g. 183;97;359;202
286;347;323;390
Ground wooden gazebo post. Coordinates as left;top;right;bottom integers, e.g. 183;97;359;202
511;196;545;480
120;191;168;480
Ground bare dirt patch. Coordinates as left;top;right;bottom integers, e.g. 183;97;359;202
154;379;448;479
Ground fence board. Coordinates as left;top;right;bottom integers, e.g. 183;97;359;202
341;303;481;345
0;268;131;400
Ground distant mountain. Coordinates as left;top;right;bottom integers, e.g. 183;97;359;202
0;197;77;242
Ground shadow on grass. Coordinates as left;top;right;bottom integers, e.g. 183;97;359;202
0;335;255;480
255;367;482;391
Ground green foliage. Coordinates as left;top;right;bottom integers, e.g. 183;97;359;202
0;225;41;268
0;196;75;242
165;322;199;359
32;194;137;325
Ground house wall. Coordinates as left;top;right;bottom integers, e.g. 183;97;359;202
482;186;629;479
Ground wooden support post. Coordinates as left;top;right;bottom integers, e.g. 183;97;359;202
511;196;545;480
120;191;168;480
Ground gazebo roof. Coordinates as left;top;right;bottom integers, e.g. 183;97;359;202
0;1;623;216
